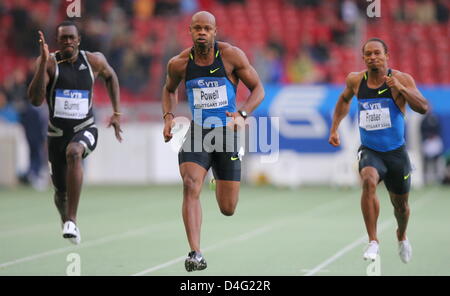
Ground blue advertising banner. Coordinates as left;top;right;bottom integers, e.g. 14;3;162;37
253;85;450;154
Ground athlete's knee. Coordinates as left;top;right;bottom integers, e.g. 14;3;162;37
218;196;238;216
220;206;235;216
395;206;409;216
393;200;409;214
66;144;83;163
361;174;378;193
182;175;202;196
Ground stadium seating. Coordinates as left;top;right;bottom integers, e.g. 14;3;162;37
1;0;449;103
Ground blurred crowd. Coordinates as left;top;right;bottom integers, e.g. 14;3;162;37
0;0;449;187
0;67;47;189
1;0;448;102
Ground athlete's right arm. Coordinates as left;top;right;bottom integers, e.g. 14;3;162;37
328;73;357;147
27;31;50;106
162;56;184;143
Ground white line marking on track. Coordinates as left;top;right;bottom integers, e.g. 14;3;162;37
304;191;437;276
132;224;276;276
0;221;174;269
132;194;355;276
0;192;355;274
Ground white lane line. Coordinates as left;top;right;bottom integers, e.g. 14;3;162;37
1;193;344;271
304;219;394;276
132;224;276;276
301;269;329;274
304;191;437;276
132;193;356;276
0;221;175;269
0;191;356;273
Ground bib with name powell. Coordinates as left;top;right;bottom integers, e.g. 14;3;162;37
193;81;228;109
54;89;89;120
186;76;236;127
184;42;237;127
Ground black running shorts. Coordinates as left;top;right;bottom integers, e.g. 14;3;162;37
48;126;98;192
178;122;242;181
358;145;412;195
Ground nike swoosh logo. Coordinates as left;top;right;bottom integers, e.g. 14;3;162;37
378;88;388;95
230;156;239;161
210;67;220;74
404;173;410;180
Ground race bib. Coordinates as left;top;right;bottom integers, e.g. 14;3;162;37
54;89;89;119
359;107;392;131
193;85;228;109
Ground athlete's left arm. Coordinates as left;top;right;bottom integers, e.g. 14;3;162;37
229;46;265;115
89;52;122;142
385;73;429;114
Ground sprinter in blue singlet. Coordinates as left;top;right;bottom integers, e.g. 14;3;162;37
329;38;429;264
161;11;264;272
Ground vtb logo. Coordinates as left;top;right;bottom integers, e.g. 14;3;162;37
66;0;81;18
366;0;381;18
198;80;219;88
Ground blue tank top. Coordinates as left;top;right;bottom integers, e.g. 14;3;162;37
356;69;406;152
185;42;237;128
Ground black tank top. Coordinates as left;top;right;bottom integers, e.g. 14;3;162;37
357;69;393;100
46;50;95;137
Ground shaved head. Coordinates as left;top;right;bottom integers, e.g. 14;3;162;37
191;11;216;27
189;11;217;54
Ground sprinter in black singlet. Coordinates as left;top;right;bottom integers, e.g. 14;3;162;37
28;21;122;245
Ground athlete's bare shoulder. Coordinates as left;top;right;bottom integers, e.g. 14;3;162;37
347;71;364;81
86;51;103;57
390;69;415;84
167;48;190;77
217;41;233;51
83;51;108;71
346;71;365;87
218;41;244;59
217;41;248;71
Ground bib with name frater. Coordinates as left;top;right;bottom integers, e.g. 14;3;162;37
192;78;228;109
359;98;392;131
54;89;90;120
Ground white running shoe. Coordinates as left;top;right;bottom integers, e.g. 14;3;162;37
62;221;81;245
363;240;379;261
398;239;412;263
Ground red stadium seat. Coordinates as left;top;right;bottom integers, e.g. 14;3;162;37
2;0;448;97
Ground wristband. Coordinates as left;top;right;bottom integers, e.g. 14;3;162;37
163;112;174;120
